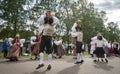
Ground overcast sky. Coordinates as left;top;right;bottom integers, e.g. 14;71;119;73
88;0;120;25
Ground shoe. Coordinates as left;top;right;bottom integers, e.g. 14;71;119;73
73;57;77;59
36;64;44;69
105;59;108;63
30;58;33;60
80;60;84;63
47;65;51;70
101;59;103;62
94;60;97;62
74;61;81;64
58;56;62;58
34;57;38;60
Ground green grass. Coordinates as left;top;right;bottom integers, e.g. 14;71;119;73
0;52;3;59
83;51;89;55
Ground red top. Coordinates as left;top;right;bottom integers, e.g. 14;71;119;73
36;35;41;42
15;37;21;48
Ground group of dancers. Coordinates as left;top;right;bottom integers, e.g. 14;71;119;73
3;10;111;71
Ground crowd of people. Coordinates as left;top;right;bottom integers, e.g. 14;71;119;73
1;10;120;70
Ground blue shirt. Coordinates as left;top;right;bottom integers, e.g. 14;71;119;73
2;41;10;50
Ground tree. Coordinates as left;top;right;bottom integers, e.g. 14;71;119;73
104;22;120;41
0;0;26;37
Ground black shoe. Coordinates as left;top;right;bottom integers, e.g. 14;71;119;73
47;65;51;70
80;60;84;63
34;56;38;60
30;58;33;60
101;59;103;62
74;61;81;64
36;64;44;69
105;59;108;63
59;56;62;58
94;60;97;62
73;57;77;59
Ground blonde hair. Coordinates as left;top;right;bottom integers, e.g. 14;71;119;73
46;10;52;13
76;20;81;23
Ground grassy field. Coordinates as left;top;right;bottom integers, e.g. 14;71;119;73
0;52;3;59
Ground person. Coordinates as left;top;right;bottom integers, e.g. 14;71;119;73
93;33;108;63
30;36;36;59
36;10;59;70
32;34;41;60
64;41;69;55
90;39;96;57
2;38;10;58
108;41;113;57
74;26;84;64
52;37;58;58
54;37;65;58
7;34;21;61
19;39;25;56
113;40;119;57
104;40;109;56
71;20;81;59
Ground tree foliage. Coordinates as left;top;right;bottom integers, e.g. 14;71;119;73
0;0;120;43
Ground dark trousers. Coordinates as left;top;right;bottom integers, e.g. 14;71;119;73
40;35;52;54
3;50;8;58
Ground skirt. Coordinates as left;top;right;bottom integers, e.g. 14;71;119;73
57;45;65;56
6;45;20;59
93;47;105;58
32;43;40;55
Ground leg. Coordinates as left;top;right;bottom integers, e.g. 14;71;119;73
46;36;52;70
36;36;45;69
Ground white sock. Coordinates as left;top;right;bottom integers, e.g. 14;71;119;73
48;54;52;65
93;54;96;60
80;53;83;60
104;54;107;59
98;58;99;60
77;53;80;62
39;52;44;65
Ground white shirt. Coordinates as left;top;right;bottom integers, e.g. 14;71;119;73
96;40;104;47
77;31;83;42
38;14;59;34
54;40;62;46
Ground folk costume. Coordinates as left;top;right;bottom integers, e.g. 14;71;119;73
93;35;108;63
7;34;21;61
71;20;81;59
36;10;59;70
54;38;65;58
73;27;84;64
32;34;41;60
